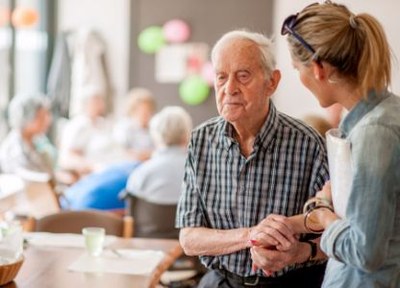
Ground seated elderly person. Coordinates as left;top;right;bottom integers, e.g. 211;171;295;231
113;87;156;162
125;106;192;204
0;93;77;184
58;86;122;175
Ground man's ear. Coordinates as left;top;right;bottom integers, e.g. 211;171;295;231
266;69;281;95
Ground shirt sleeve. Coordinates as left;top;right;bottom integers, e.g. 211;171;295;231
309;137;330;197
321;125;399;272
176;136;205;228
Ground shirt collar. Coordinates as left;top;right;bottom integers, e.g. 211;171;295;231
221;101;279;151
340;90;390;136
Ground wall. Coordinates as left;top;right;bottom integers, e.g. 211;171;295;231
272;0;400;120
56;0;400;123
57;0;131;114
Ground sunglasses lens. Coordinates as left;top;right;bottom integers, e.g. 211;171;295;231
281;15;297;36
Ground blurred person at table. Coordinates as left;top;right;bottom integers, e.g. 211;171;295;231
58;85;119;175
302;114;333;138
125;106;192;204
0;93;77;184
251;2;400;287
176;30;330;288
113;87;156;162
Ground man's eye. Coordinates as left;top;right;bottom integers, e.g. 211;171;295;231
216;75;226;83
238;73;250;82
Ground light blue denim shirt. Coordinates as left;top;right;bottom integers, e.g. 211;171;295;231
321;90;400;288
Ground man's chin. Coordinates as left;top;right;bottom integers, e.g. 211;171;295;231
222;114;241;124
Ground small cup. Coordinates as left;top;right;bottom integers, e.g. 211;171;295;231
0;221;23;263
82;227;105;257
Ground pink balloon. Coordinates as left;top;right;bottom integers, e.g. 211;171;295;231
163;19;190;43
201;62;215;86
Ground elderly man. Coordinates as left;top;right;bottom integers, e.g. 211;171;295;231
176;30;329;288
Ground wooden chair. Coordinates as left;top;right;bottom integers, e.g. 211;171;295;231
124;194;179;239
123;194;204;285
26;210;133;238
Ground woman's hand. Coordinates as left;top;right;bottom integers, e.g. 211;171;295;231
316;181;332;203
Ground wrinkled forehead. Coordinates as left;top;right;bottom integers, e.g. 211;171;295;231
214;39;262;71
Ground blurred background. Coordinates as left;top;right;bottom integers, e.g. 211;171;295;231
0;0;399;140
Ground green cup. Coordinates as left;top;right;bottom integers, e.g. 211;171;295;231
82;227;105;257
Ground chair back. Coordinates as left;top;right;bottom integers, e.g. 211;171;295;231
126;195;178;239
31;210;133;238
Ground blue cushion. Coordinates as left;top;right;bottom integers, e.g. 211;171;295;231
61;161;140;210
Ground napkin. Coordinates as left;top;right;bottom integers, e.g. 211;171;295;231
68;249;165;275
24;232;117;248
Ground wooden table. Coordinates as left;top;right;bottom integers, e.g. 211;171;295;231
6;237;183;288
0;179;60;220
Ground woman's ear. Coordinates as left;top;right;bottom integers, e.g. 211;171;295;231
311;61;325;81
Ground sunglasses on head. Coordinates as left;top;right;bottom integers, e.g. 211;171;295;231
281;2;322;56
281;14;316;55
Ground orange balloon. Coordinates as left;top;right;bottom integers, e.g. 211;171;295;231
11;7;39;28
0;6;11;27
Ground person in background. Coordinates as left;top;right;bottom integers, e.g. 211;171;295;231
302;114;333;138
0;93;77;184
252;2;400;287
176;30;330;288
58;86;115;175
113;88;156;161
126;106;192;204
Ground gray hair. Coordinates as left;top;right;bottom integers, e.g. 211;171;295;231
150;106;192;147
8;93;50;129
211;30;276;76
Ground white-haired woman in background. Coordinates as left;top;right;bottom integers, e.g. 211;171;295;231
125;106;192;204
0;93;77;184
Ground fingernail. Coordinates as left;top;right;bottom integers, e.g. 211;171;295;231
250;239;259;245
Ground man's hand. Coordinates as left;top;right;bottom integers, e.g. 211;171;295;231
250;241;309;276
249;214;297;251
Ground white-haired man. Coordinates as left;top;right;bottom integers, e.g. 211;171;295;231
176;30;330;288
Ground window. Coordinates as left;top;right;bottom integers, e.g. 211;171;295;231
0;0;54;139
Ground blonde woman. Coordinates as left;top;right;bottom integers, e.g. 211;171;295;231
251;2;400;287
113;88;156;161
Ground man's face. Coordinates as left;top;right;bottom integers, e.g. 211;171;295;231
213;39;271;124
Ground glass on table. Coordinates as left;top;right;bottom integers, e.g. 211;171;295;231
82;227;105;257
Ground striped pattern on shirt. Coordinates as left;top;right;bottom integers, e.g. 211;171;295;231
176;102;329;277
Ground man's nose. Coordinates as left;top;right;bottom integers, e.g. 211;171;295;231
224;76;239;95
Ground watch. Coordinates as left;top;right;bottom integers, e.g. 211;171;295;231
304;240;317;261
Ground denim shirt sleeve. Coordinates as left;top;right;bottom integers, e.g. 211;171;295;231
321;124;399;272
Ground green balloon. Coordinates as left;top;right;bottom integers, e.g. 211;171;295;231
179;76;210;106
138;26;165;54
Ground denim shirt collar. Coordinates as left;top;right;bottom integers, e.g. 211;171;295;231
340;90;390;137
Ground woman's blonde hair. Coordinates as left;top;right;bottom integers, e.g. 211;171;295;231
286;2;391;96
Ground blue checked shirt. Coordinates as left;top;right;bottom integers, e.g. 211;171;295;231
176;102;330;277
